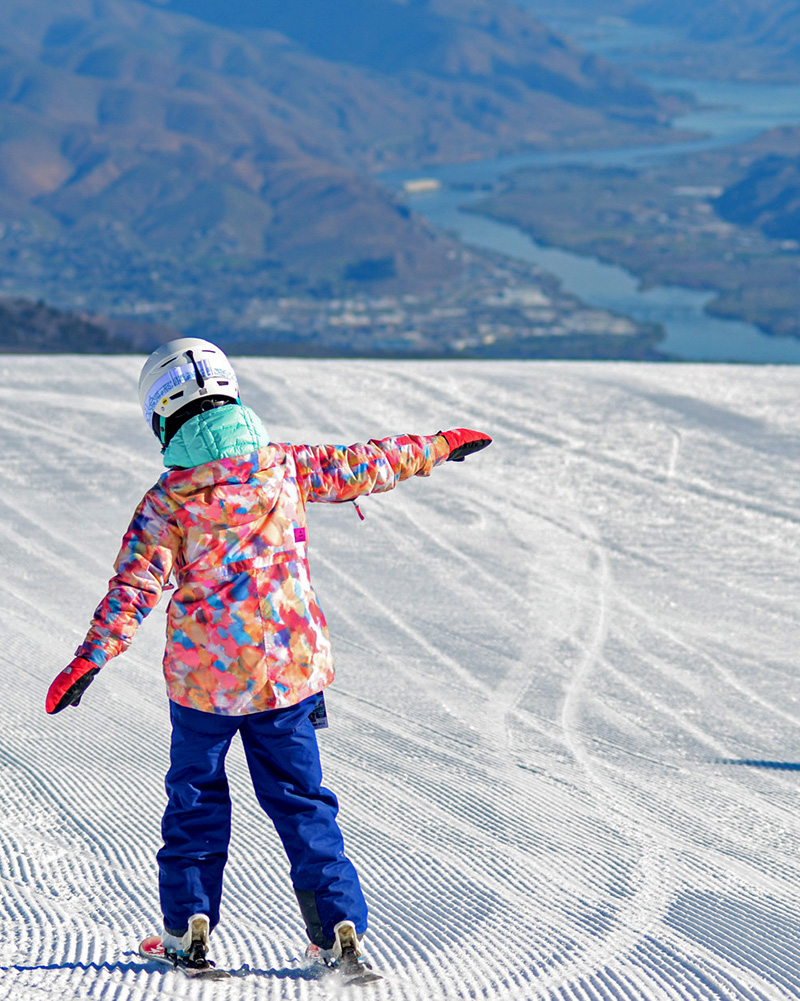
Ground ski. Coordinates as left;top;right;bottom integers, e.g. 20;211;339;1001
310;958;383;987
335;953;383;986
139;931;382;986
138;935;231;980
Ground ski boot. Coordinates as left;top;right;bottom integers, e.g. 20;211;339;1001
305;920;382;984
146;913;229;979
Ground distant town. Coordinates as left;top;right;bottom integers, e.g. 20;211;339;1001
0;215;662;359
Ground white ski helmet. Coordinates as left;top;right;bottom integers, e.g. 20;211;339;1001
138;338;239;440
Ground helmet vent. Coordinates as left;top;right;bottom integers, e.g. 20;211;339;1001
185;349;205;389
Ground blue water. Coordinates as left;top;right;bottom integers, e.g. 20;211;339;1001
383;27;800;362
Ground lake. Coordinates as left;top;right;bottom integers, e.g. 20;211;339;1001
383;26;800;363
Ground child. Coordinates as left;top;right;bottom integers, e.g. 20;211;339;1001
46;338;491;976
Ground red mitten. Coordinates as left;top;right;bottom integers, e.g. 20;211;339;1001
439;428;492;462
46;657;100;714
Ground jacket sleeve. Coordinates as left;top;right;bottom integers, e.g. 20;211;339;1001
74;486;180;669
292;434;450;503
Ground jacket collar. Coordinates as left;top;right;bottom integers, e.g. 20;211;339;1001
163;403;270;470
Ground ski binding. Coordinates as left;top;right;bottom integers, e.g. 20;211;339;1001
138;934;231;980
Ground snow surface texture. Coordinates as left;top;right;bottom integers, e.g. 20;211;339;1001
1;356;800;1001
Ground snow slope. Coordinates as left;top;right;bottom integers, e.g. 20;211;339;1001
2;356;800;1001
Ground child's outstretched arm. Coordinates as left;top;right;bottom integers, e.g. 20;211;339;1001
293;428;491;504
46;488;179;714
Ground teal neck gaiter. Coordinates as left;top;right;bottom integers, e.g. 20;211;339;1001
163;403;270;469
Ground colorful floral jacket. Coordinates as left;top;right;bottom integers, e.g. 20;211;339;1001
76;433;449;714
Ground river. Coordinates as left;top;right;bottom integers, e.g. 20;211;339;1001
383;25;800;363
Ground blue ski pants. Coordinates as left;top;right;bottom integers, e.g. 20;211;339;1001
157;695;367;948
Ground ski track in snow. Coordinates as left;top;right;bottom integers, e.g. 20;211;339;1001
2;357;800;999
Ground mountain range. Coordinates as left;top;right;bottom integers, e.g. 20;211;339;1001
0;0;679;296
631;0;800;50
715;151;800;242
532;0;800;81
